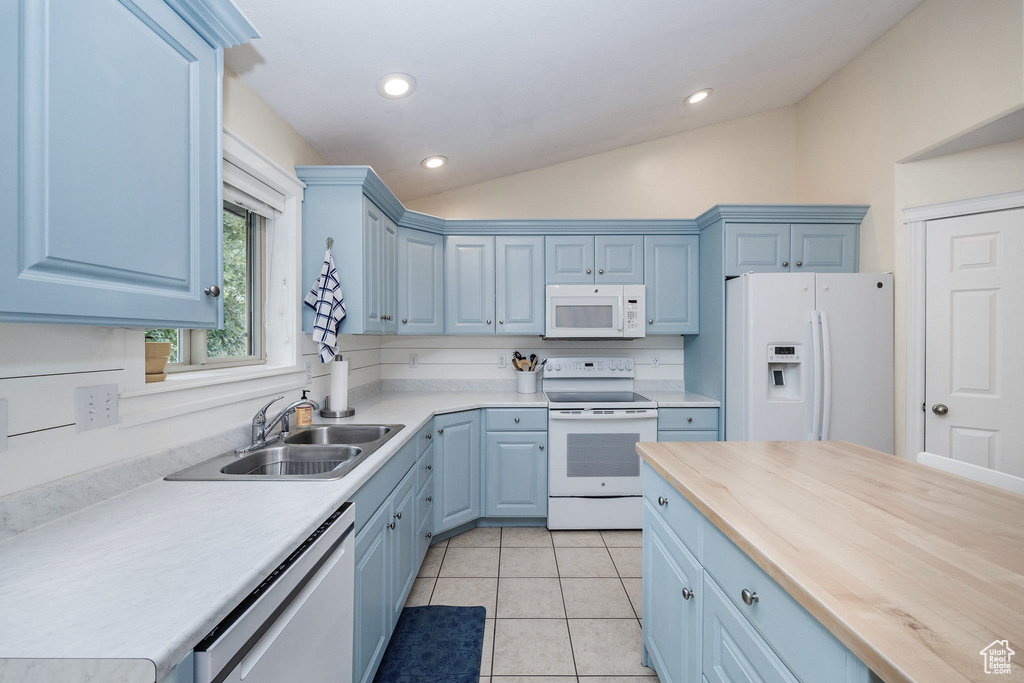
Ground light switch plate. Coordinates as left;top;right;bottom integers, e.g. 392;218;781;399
0;398;7;452
75;384;119;432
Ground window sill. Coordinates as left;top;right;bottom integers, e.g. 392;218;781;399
120;363;307;428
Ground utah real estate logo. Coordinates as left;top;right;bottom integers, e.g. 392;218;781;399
980;640;1015;675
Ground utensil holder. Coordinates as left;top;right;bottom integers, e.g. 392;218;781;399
517;370;539;394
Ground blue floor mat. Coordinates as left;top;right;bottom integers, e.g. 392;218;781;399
373;605;486;683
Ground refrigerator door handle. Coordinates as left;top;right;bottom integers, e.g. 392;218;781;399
810;310;823;441
819;309;833;440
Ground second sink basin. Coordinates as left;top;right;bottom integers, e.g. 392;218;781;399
221;445;362;477
284;425;394;445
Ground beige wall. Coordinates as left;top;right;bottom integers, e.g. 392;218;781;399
406;106;800;217
407;0;1024;459
223;68;328;171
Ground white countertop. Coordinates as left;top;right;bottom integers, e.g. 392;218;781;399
0;389;715;682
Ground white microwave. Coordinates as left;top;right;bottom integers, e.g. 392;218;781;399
545;284;646;339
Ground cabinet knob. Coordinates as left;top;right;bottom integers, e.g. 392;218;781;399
782;261;789;267
486;319;492;325
741;589;759;605
425;532;432;538
587;268;592;274
539;445;544;450
515;417;520;423
499;320;504;324
599;269;604;274
204;285;221;297
687;417;693;423
394;512;402;520
402;318;408;324
437;428;443;434
682;587;694;600
387;521;396;530
426;496;432;502
649;319;654;324
426;464;432;471
380;315;385;320
426;433;432;440
658;496;668;507
795;261;803;267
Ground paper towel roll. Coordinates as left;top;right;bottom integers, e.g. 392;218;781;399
330;357;349;412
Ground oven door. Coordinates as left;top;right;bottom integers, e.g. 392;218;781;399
545;286;623;338
547;409;657;495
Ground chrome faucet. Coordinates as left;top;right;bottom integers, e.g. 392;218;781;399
238;395;320;453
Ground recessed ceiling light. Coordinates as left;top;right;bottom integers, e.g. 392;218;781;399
686;88;713;105
377;73;416;99
421;156;447;169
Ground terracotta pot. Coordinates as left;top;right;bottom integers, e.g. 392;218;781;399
145;342;172;378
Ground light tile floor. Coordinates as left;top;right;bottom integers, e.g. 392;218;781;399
407;527;656;682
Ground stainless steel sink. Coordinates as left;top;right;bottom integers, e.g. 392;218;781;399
166;423;405;481
284;425;394;445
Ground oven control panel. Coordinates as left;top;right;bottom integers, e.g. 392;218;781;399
543;357;634;378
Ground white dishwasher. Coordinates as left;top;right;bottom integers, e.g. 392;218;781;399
194;502;354;683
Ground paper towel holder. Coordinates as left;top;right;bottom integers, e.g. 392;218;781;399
320;395;355;418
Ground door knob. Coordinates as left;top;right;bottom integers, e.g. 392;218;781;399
426;433;431;440
539;445;544;450
437;428;443;434
741;589;759;605
426;464;432;471
499;320;504;324
682;587;693;600
587;268;592;274
387;521;396;530
658;496;668;507
515;417;520;423
782;261;789;268
402;318;408;324
425;532;432;538
394;512;402;520
932;403;949;416
599;269;604;274
648;319;654;324
486;319;492;325
426;496;432;502
204;285;221;297
796;261;803;267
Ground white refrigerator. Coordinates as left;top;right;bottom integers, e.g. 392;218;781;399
725;272;894;453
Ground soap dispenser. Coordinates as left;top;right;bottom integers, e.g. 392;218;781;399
295;390;313;427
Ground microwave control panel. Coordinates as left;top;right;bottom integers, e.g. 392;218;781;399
622;284;645;337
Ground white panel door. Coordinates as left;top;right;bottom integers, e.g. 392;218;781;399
925;208;1024;476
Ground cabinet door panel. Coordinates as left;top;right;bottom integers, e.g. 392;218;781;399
545;236;595;284
363;200;385;334
0;0;220;327
485;431;547;517
596;235;644;284
724;224;791;276
354;502;391;683
398;229;444;334
645;235;699;335
790;224;857;273
496;237;545;335
434;411;482;532
643;502;702;683
389;469;418;622
382;218;399;334
445;236;495;334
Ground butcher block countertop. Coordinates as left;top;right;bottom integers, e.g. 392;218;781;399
636;440;1024;683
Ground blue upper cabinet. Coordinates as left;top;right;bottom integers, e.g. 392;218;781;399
398;229;444;335
724;222;858;276
0;0;256;327
445;236;495;335
495;237;545;335
645;235;699;335
595;235;644;284
545;236;595;284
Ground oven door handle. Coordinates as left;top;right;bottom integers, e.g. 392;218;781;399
548;411;658;420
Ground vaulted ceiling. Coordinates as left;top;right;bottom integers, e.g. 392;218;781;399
226;0;922;201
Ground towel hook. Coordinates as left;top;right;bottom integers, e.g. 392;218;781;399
326;237;334;249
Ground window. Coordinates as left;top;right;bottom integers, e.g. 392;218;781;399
148;200;267;370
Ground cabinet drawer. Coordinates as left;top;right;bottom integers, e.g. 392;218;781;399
703;525;861;683
415;421;434;455
703;573;798;683
658;408;719;431
642;463;703;562
416;444;435;490
485;408;547;431
658;430;718;443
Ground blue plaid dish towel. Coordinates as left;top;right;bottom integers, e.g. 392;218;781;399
304;248;347;363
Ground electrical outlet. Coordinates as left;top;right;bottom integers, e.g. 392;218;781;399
409;354;419;368
75;384;119;432
304;360;313;385
497;353;507;369
0;398;7;453
650;353;661;368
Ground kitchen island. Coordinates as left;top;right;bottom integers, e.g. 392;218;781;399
637;439;1024;683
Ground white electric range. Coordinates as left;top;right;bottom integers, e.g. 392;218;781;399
543;357;657;529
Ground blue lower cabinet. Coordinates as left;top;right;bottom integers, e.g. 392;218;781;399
643;502;702;683
354;501;392;683
434;411;482;533
484;431;547;517
702;574;798;683
389;469;418;624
